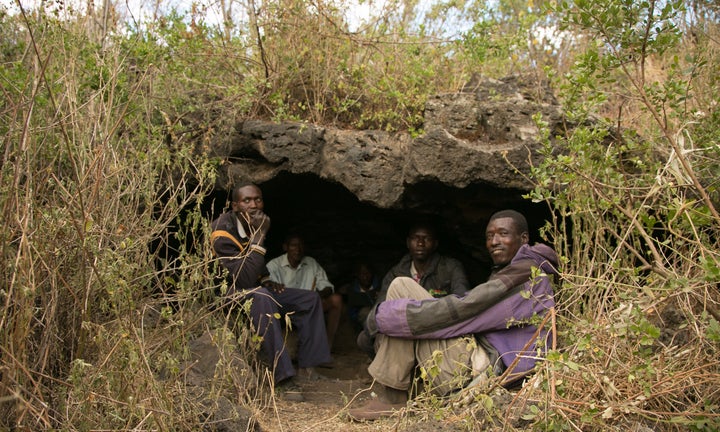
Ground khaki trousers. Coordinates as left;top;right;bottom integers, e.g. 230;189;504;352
368;277;483;395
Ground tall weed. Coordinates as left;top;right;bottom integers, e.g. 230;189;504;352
521;1;720;430
0;6;239;429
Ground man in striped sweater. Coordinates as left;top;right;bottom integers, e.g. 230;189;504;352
210;183;331;401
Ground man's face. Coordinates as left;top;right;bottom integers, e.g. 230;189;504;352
407;227;437;263
231;185;264;217
357;264;373;288
485;217;528;266
284;237;305;267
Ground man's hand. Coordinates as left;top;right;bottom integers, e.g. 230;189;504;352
263;280;285;294
249;209;270;233
318;287;333;299
242;210;270;242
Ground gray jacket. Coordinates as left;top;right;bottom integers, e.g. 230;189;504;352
377;253;469;302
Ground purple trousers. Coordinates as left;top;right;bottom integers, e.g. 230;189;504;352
243;286;331;383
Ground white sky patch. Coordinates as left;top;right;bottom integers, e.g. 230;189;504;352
2;1;19;15
4;0;392;29
3;1;23;16
344;0;389;31
532;23;573;52
6;0;468;38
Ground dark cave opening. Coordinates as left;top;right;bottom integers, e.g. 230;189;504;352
206;172;552;288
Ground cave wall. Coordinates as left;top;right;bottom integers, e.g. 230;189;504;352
206;74;561;287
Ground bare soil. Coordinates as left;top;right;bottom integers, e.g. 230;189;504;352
253;319;443;432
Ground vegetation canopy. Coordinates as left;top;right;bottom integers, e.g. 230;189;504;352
0;0;718;430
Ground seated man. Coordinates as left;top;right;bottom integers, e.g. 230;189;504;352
377;221;470;302
357;221;470;354
267;234;343;351
341;261;381;333
348;210;558;421
210;183;331;402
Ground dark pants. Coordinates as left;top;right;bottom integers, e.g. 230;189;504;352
243;286;331;383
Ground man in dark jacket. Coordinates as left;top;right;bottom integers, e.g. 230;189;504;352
357;222;470;357
377;222;470;302
348;210;558;421
356;222;470;355
210;183;331;401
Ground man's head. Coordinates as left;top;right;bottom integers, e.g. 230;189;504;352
283;233;306;268
485;210;529;267
231;183;263;212
406;222;438;264
230;183;264;228
355;262;374;288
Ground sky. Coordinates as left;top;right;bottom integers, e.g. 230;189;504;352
3;0;566;51
3;0;393;32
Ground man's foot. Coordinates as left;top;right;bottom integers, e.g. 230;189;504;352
347;398;406;421
275;378;305;402
348;383;408;421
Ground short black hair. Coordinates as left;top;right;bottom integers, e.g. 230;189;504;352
283;231;305;245
407;219;438;238
230;182;259;202
353;260;374;275
488;210;529;235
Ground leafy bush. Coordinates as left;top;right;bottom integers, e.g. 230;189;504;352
520;0;720;430
0;6;225;429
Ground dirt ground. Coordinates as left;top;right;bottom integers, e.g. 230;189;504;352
247;312;536;432
254;318;436;432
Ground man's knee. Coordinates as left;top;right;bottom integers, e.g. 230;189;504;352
246;288;279;314
329;293;342;309
387;276;429;300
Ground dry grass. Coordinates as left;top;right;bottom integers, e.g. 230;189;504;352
1;1;719;430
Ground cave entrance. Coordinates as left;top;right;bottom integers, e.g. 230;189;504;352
208;172;551;288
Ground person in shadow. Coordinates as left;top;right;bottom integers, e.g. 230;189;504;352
341;261;381;334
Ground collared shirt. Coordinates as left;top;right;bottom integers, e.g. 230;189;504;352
266;254;334;293
410;262;421;283
236;218;248;239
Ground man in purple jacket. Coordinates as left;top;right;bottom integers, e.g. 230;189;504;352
348;210;558;421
